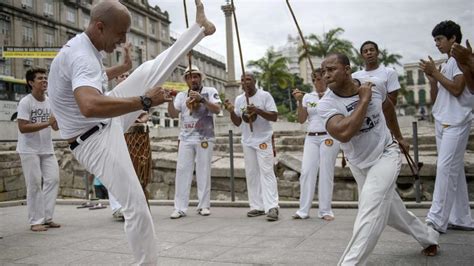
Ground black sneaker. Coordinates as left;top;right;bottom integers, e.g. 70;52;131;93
247;209;265;217
267;208;279;222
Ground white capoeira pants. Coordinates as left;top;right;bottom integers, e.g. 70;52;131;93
19;153;59;226
174;140;213;212
72;23;205;265
95;176;122;212
296;135;339;218
243;140;279;213
426;119;473;232
338;143;439;266
108;192;122;213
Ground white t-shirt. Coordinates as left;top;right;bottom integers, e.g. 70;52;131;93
16;94;55;154
432;57;474;126
317;78;393;169
234;89;277;146
174;86;221;142
352;65;400;94
303;91;327;133
48;32;109;139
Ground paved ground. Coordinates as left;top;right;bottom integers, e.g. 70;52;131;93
1;204;473;265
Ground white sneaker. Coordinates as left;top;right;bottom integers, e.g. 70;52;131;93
198;208;211;216
112;208;124;221
170;210;186;219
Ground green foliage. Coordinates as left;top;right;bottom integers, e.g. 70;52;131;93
379;49;402;67
300;27;354;62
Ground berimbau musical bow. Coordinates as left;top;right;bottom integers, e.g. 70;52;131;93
231;0;253;132
286;0;349;167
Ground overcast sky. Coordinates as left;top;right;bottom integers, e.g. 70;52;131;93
149;0;473;75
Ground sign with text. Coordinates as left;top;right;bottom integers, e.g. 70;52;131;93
2;47;61;58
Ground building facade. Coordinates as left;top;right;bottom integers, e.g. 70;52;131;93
0;0;227;127
275;35;322;85
403;58;444;115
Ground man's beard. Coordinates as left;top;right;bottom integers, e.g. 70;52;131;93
191;84;202;91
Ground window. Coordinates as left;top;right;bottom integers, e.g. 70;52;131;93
22;22;33;43
173;120;179;127
0;59;11;76
418;89;426;106
66;7;76;23
161;26;167;39
82;13;90;29
417;69;426;85
21;0;33;8
164;119;170;127
132;12;144;29
45;59;53;71
149;20;156;35
43;0;53;16
406;70;414;86
44;30;54;46
116;51;122;63
0;18;10;44
0;81;8;100
406;90;415;105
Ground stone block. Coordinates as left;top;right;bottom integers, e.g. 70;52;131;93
151;169;164;183
59;169;74;188
152;152;178;169
211;176;247;192
168;185;175;199
278;180;293;197
61;188;86;199
4;175;24;191
292;183;300;198
211;157;246;178
0;167;23;177
73;174;87;189
282;169;299;182
234;192;248;201
0;151;19;162
0;191;18;201
0;177;4;192
211;190;231;201
0;160;21;169
161;170;176;185
148;183;169;200
278;153;301;173
17;188;26;198
332;182;358;201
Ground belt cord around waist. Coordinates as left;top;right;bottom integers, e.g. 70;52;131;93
307;131;327;136
69;122;106;150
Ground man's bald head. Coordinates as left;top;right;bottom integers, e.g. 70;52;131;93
90;1;131;25
86;0;131;53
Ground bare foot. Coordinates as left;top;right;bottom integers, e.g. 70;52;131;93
195;0;215;36
422;244;439;256
322;215;335;221
31;224;48;232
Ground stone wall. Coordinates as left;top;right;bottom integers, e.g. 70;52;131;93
1;135;474;202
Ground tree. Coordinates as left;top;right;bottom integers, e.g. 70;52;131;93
379;48;402;67
247;48;297;121
247;48;292;91
350;48;364;72
300;27;354;62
